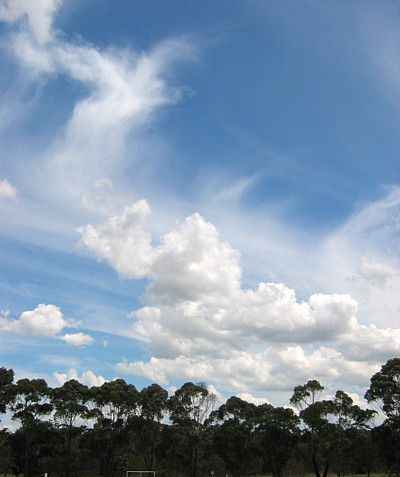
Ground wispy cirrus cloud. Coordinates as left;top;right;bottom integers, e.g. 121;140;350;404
0;0;196;241
0;0;61;44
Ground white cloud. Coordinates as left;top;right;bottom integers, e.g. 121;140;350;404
0;179;17;199
54;368;106;387
81;204;241;303
0;0;194;242
0;305;94;348
0;304;67;336
339;324;400;362
320;187;400;329
79;200;154;278
62;332;94;347
6;30;194;187
117;347;377;394
82;200;399;399
0;0;61;44
213;174;259;203
359;257;398;286
236;392;270;406
82;202;359;350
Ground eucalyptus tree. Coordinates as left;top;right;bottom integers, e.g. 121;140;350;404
88;379;140;477
291;381;375;477
330;390;376;477
0;367;14;419
209;396;258;477
0;369;14;474
290;380;328;477
255;404;300;477
51;379;90;477
8;378;53;477
128;383;168;470
366;357;400;475
168;382;217;477
366;358;400;426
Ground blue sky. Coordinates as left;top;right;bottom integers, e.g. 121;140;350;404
1;0;400;404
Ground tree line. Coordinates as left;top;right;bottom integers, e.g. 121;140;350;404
0;357;400;477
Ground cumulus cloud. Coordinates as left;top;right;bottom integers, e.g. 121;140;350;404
0;179;17;199
82;199;398;398
0;304;93;347
236;392;270;405
0;304;67;336
54;368;106;387
79;200;154;278
81;205;241;303
117;347;378;393
62;332;94;347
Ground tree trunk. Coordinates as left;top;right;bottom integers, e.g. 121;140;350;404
191;444;198;477
322;461;330;477
312;452;321;477
24;431;31;477
65;427;72;477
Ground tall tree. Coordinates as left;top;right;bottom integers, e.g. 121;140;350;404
0;367;14;419
365;358;400;425
209;396;258;477
331;391;376;476
8;378;53;477
88;379;139;477
255;404;300;477
168;382;216;477
0;368;14;475
128;383;168;470
291;382;375;477
52;379;90;477
366;357;400;475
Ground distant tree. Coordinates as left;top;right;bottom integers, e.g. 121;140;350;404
51;379;90;477
290;380;328;477
366;357;400;475
330;390;376;476
209;396;258;477
291;382;375;477
290;380;324;410
88;379;139;477
255;404;300;477
168;382;216;477
0;429;13;475
128;383;168;470
0;368;15;475
8;378;53;477
0;362;397;477
366;358;400;425
0;367;14;419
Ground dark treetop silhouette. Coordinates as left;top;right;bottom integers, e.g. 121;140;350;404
1;358;400;477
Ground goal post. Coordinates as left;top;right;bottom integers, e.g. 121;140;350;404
126;471;156;477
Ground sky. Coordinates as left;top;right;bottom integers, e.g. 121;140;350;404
1;0;400;406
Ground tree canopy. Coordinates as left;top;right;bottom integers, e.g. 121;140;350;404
0;358;399;477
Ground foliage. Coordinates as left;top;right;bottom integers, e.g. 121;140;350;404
0;358;399;476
